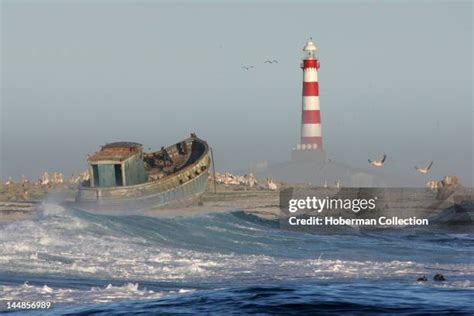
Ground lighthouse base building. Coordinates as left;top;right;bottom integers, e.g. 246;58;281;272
291;147;326;162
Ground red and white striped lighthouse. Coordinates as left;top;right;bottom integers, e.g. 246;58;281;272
298;38;322;151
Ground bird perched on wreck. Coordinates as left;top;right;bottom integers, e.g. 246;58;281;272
368;154;387;167
415;161;433;174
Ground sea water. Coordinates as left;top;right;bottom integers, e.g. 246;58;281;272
0;204;473;314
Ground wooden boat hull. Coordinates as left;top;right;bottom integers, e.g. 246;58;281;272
73;136;211;215
73;170;209;214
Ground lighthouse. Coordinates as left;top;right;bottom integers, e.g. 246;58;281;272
267;39;378;186
292;38;325;162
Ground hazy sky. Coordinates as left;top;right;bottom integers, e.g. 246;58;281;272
1;0;473;185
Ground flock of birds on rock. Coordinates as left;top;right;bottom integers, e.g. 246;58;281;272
3;170;280;192
368;154;434;174
213;172;279;190
3;170;90;186
241;59;279;71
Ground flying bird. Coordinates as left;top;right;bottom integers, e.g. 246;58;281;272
241;65;255;70
368;154;387;167
264;59;278;64
415;161;433;174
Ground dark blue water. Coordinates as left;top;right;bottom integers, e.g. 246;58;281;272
0;204;473;314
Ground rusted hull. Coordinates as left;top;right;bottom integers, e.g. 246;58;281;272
74;136;211;215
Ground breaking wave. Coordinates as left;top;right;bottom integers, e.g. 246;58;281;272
0;203;473;313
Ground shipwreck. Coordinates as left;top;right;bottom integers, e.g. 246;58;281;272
74;133;211;214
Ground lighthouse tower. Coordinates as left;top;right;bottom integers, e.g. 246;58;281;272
292;38;325;162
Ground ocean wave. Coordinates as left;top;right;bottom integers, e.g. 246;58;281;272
32;282;474;315
0;282;167;305
0;205;473;291
0;204;473;311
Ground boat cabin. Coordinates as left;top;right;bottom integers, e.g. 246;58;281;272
87;142;147;187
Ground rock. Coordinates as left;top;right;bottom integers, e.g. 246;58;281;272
442;176;458;187
417;275;428;282
433;273;446;281
427;175;464;192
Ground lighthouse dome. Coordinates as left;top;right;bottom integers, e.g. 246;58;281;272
303;38;317;52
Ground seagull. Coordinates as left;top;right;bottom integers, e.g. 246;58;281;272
264;59;278;64
415;161;433;174
241;65;254;70
368;154;387;167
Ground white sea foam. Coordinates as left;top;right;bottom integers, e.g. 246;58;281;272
0;206;473;306
0;282;167;305
1;213;472;284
